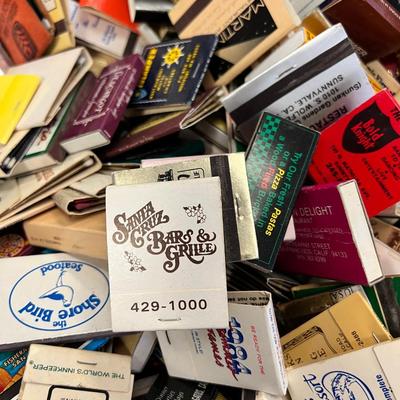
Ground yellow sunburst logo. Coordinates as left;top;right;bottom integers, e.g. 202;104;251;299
162;45;185;68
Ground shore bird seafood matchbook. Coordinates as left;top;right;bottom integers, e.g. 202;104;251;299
0;253;111;350
106;177;229;332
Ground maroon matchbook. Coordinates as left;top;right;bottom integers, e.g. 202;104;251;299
60;54;144;154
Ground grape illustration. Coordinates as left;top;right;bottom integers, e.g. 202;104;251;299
183;204;206;224
124;251;146;272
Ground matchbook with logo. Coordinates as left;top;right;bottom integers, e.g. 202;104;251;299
106;177;228;332
0;253;111;350
287;339;400;400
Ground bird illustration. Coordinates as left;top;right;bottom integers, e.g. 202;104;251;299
39;271;74;307
331;373;357;400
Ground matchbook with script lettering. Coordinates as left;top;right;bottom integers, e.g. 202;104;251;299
309;89;400;217
106;177;228;332
157;291;287;395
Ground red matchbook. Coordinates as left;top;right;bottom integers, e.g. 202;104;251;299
309;89;400;217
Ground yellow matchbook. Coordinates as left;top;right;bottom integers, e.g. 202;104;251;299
0;75;41;144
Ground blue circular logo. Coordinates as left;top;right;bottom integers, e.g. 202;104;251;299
9;260;109;331
322;371;375;400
